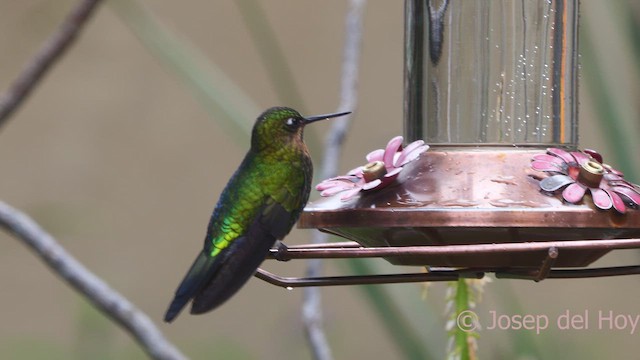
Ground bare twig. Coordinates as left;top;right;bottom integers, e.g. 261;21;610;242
0;201;187;360
302;1;366;360
0;0;103;130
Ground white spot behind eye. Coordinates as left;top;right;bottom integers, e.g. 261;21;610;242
286;118;296;126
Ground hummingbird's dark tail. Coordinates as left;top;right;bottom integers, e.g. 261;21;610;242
189;231;277;315
165;201;290;321
164;251;216;322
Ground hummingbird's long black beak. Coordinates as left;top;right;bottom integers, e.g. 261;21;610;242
304;111;351;124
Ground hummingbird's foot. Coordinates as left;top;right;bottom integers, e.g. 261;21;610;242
273;241;291;262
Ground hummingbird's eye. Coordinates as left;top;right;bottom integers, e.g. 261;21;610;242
285;117;298;129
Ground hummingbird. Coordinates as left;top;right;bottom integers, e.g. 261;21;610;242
164;106;350;322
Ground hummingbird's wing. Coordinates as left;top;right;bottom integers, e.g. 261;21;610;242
163;197;294;322
189;196;295;315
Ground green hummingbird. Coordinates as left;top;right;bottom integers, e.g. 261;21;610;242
164;106;350;322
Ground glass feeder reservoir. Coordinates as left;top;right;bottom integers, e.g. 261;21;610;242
404;0;577;146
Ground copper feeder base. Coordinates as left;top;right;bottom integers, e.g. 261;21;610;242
298;148;640;268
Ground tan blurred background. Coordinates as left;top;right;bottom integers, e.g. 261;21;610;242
0;1;638;359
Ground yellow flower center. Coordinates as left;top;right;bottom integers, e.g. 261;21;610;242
362;161;387;182
578;159;604;188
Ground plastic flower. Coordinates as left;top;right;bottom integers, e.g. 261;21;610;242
316;136;429;201
531;148;640;213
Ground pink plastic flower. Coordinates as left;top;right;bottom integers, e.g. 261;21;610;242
531;148;640;213
316;136;429;201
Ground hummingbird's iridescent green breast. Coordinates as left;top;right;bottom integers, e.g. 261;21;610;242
206;142;312;258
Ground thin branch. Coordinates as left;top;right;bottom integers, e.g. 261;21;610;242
0;201;187;360
0;0;103;130
302;1;366;360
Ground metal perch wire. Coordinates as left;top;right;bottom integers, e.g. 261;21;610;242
255;238;640;287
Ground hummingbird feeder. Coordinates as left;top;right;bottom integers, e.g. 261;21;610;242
256;0;640;287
